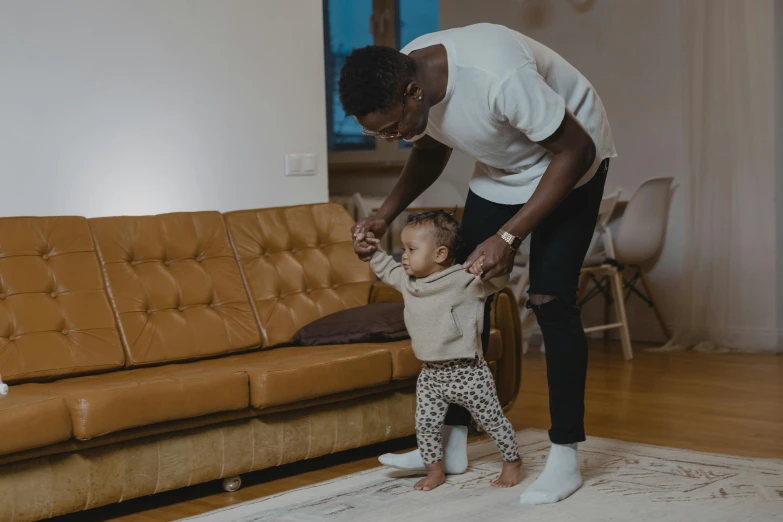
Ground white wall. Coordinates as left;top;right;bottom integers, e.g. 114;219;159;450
0;0;328;217
776;1;783;351
440;0;687;342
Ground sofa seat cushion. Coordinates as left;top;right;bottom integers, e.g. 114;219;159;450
47;365;249;440
381;340;420;380
0;387;72;456
210;344;393;409
382;329;504;380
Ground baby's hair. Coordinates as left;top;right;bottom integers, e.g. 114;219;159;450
406;209;463;261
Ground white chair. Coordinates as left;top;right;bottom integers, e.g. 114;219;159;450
578;188;622;309
579;266;633;359
329;194;357;220
577;189;633;360
613;177;676;340
353;183;466;256
584;189;622;264
352;192;383;222
415;181;464;209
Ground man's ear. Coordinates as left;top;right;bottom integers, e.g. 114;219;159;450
406;81;423;99
435;246;449;264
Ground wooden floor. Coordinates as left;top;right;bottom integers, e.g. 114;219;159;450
53;343;783;522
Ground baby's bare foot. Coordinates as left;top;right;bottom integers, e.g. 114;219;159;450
415;462;446;491
491;459;522;488
415;471;446;491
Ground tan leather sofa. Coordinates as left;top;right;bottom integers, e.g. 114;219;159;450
0;203;522;521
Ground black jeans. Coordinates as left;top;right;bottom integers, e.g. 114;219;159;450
445;160;609;444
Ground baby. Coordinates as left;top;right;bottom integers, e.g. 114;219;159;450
362;210;521;491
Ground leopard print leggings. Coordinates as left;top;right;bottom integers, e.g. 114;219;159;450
416;356;520;465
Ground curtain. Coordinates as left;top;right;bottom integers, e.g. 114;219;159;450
654;0;779;353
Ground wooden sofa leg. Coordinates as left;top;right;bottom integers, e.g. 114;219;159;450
222;476;242;492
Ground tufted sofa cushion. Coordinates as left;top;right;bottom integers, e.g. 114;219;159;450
224;204;373;347
0;217;125;383
89;212;261;366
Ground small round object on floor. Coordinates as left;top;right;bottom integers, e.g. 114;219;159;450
222;476;242;492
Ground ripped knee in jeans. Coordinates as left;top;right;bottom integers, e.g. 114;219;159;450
526;294;581;322
527;293;557;307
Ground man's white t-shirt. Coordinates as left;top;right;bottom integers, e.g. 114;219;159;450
401;24;616;205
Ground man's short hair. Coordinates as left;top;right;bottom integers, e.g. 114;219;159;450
339;46;416;117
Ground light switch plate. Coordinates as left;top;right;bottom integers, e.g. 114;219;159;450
285;154;302;176
301;153;317;174
285;153;317;176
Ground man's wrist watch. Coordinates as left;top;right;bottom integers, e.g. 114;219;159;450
497;229;522;250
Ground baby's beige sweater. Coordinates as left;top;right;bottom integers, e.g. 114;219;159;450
369;251;509;362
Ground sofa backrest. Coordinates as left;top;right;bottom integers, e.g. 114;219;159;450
0;217;125;383
89;212;261;366
224;203;373;347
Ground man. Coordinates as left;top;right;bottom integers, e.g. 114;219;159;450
339;23;615;505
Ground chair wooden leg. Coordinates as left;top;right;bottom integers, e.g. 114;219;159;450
577;271;589;303
638;267;671;340
610;270;633;360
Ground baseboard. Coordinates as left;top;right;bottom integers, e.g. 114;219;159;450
678;325;781;353
523;313;783;354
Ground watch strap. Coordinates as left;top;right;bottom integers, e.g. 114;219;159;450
497;229;522;250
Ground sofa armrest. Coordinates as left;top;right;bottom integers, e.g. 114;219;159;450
369;282;404;304
491;287;523;412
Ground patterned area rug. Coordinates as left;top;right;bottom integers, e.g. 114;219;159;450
180;429;783;521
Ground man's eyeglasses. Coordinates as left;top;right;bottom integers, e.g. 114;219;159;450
361;93;407;139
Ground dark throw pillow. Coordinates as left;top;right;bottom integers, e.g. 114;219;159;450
291;302;408;346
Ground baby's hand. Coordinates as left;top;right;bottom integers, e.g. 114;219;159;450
468;255;485;278
354;231;378;261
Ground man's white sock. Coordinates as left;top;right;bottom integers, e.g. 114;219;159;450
520;443;582;505
378;425;469;474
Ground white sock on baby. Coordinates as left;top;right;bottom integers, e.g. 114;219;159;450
378;425;468;474
520;443;582;505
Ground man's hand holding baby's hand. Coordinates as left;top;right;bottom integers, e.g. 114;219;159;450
351;218;385;261
463;234;516;280
354;231;378;262
468;256;485;279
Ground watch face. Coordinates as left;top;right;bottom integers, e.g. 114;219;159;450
499;231;520;249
